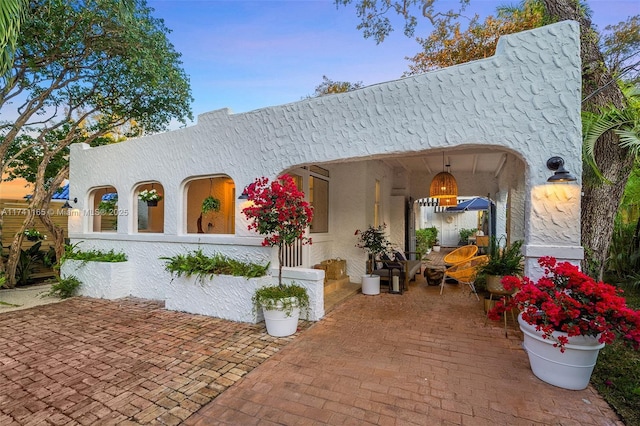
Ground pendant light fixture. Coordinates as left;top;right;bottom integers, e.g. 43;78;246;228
429;152;458;200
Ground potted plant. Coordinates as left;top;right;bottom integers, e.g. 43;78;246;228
355;224;392;295
23;228;46;242
138;188;163;206
489;257;640;390
242;174;313;337
432;238;441;253
478;238;524;294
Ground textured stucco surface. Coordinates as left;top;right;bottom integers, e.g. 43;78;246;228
68;21;583;306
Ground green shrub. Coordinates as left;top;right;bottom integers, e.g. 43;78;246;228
62;243;128;264
252;283;309;316
416;227;438;257
47;276;81;299
161;249;269;282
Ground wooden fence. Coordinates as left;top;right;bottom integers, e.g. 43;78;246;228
1;199;69;280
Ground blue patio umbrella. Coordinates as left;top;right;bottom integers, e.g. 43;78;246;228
446;197;491;212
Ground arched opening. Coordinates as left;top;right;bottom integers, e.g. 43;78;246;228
185;176;235;234
135;182;165;233
89;186;118;232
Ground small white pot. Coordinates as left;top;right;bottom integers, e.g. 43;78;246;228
361;275;381;295
432;245;441;253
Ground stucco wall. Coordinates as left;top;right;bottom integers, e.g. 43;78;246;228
68;21;583;303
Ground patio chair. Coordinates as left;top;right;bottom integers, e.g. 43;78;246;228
443;244;478;266
440;255;489;300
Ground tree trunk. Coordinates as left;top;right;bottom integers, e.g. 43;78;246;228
542;0;633;279
39;167;69;275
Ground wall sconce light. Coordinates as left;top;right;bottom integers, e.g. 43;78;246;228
546;157;577;183
238;189;249;199
62;197;78;209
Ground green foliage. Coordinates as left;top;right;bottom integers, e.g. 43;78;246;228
201;196;221;214
161;249;270;282
16;241;45;286
416;226;438;256
478;238;524;276
458;228;476;243
252;283;310;317
62;244;128;264
582;84;640;182
591;284;640;426
46;275;81;299
97;197;118;215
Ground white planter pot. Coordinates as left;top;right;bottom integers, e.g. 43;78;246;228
361;275;380;295
518;314;604;390
432;245;441;253
263;303;301;337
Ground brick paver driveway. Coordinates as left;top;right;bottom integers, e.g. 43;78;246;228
0;297;308;425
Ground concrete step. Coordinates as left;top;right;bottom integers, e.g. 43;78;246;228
324;277;360;313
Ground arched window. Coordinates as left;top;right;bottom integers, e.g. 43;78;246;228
185;176;235;234
89;186;118;232
135;182;165;233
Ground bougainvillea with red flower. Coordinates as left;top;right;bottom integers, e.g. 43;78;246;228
242;175;313;286
488;256;640;352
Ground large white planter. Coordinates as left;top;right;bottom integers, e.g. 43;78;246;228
166;275;272;323
61;260;132;299
361;275;380;295
518;314;605;390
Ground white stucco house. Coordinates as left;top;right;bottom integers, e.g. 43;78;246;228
64;21;583;322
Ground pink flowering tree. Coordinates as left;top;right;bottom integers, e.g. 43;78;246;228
242;175;313;287
488;257;640;352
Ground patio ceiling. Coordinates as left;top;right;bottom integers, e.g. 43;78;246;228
382;148;510;177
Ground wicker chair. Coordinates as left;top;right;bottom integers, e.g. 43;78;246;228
440;255;488;300
443;245;478;266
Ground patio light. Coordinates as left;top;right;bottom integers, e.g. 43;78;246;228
546;157;577;183
62;197;78;209
429;152;458;199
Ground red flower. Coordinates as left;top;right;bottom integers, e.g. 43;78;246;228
241;175;313;286
488;257;640;352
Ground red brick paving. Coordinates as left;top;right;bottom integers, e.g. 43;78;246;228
187;279;623;425
0;279;624;425
0;297;308;425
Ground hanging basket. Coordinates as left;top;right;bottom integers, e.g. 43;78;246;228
146;200;158;207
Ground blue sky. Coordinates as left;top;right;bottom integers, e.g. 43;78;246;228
147;0;639;125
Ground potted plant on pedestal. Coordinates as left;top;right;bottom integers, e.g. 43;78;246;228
355;224;392;295
243;174;313;337
489;257;640;390
478;238;524;294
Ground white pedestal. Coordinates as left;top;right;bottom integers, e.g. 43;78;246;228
362;275;381;295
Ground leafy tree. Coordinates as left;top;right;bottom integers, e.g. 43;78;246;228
0;0;134;82
0;0;193;287
405;2;545;74
336;0;637;279
0;0;27;83
601;16;640;84
309;75;364;97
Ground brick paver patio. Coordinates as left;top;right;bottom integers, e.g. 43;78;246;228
0;276;624;425
0;298;309;425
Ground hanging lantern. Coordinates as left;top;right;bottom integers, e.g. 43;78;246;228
429;153;458;199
